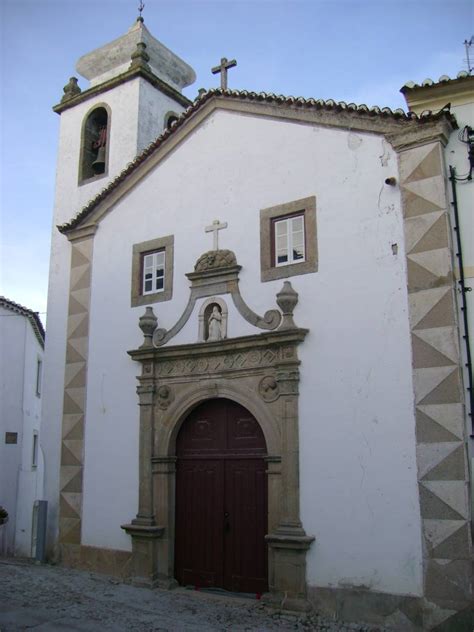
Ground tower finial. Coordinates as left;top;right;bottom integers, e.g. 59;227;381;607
137;0;145;22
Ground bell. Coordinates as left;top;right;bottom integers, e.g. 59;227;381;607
92;146;106;173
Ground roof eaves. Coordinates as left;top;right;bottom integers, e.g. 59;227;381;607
58;88;456;234
401;70;473;93
54;65;192;114
0;297;45;347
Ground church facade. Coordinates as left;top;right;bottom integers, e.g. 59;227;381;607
41;18;472;630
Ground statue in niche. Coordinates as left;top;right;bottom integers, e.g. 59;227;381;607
207;304;224;341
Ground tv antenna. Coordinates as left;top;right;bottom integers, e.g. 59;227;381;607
464;36;473;74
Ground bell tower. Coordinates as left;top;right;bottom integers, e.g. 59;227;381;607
41;17;195;556
52;16;196;225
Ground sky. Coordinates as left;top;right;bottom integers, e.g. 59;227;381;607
1;0;473;326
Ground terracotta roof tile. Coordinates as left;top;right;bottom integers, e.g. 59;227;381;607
401;70;472;91
0;296;45;347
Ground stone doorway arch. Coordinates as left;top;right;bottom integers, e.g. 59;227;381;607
122;325;314;610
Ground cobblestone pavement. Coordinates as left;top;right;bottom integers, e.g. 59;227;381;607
0;559;386;631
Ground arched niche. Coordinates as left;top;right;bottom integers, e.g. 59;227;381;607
198;296;228;342
79;103;111;184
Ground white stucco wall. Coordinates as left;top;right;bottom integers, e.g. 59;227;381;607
79;109;423;595
0;307;43;555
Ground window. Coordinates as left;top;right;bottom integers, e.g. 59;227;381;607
36;358;42;397
273;213;305;266
260;196;317;282
32;432;38;467
131;235;174;307
142;250;165;295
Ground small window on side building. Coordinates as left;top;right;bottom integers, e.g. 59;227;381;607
32;432;39;467
36;359;42;397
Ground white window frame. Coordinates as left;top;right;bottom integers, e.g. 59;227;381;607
142;250;166;296
32;431;39;467
36;358;43;397
274;214;306;267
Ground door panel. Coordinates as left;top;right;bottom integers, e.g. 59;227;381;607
175;399;268;593
175;459;224;588
225;459;268;593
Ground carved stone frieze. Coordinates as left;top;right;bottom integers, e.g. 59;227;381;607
153;347;281;378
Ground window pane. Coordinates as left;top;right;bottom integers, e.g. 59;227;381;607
277;236;287;250
143;254;153;268
156;277;164;290
292;216;304;231
275;220;288;236
145;280;152;292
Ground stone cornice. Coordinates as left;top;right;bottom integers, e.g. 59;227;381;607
386;117;453;152
64;223;98;243
53;65;192;115
129;328;308;365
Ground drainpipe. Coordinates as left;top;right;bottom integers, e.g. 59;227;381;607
449;165;473;437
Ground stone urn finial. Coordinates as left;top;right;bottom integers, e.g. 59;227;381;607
61;77;81;103
130;41;151;72
139;306;157;348
276;281;299;330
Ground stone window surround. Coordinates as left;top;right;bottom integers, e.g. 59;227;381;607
131;235;174;307
78;102;111;186
260;196;317;283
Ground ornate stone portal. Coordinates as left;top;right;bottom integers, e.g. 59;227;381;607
121;250;314;610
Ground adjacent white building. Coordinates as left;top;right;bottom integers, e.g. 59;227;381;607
0;297;45;557
40;17;472;630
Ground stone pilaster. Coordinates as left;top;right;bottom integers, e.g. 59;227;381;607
264;358;314;611
152;455;178;588
121;361;163;587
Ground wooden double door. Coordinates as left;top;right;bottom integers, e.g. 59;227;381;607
175;398;268;594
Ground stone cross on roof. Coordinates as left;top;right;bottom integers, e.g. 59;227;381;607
205;219;228;250
211;57;237;90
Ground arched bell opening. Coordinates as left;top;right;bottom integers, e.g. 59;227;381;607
79;104;110;183
174;398;268;594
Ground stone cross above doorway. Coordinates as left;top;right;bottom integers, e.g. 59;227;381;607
205;219;228;251
211;57;237;90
